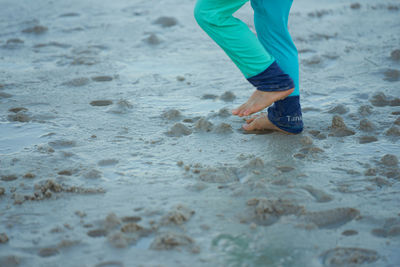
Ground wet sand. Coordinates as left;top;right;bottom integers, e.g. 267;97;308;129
0;0;400;266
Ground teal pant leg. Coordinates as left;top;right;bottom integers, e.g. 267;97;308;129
251;0;300;96
194;0;275;78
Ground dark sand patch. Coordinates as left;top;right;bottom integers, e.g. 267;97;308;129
350;3;361;9
385;126;400;136
329;116;355;137
107;100;133;114
369;92;389;107
304;208;360;228
22;25;48;34
359;136;378;144
49;139;76;149
63;77;90;87
0;255;20;267
59;12;80;17
321;247;378;266
161;205;195;225
220;91;236;102
87;229;107;238
247;198;305;226
7;110;31;122
327;104;349;115
380;154;398;167
302;185;333;203
214;123;233;134
194;117;213;132
58;170;73;176
144;33;162;45
201;94;218;100
38;247;59;258
34;42;71;49
90;100;113;106
150;232;197;252
92;76;113;82
391;49;400;61
218;107;231;117
166;123;192;137
342;230;358;236
1;175;18;182
358;105;373;116
98;159;119;166
0;92;13;98
95;261;124;267
0;233;9;243
383;69;400;82
359;119;375;132
153;16;178;28
8;107;27;113
161;109;181;120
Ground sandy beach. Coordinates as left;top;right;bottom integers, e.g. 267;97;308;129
1;0;400;266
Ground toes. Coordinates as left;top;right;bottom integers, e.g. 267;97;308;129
243;120;258;131
243;106;258;117
238;104;250;117
232;103;247;116
245;115;259;124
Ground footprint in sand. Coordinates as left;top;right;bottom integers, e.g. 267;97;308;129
62;77;90;87
38;247;59;258
320;247;378;267
220;91;236;102
161;109;182;120
90;100;113;106
92;76;113;82
350;3;361;10
390;49;400;61
59;12;80;17
22;25;48;34
329;116;355;137
143;33;163;45
383;69;400;82
153;16;178;28
303;207;360;229
1;175;18;182
166;123;192;137
201;94;218;100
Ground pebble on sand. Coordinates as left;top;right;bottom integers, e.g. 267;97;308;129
321;247;378;266
194;117;213;132
161;109;182;120
167;123;192;137
22;25;48;34
391;49;400;61
330;116;355;137
380;154;398;167
150;232;195;251
219;91;236;102
0;233;9;243
153;16;178;28
385;126;400;136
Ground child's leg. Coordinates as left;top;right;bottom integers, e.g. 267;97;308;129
194;0;273;78
194;0;296;119
243;0;303;134
251;0;299;96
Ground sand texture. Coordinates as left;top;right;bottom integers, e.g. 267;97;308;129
0;0;399;266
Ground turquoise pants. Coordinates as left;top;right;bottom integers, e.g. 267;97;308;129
194;0;299;97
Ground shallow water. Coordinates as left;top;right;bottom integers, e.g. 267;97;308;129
1;0;400;266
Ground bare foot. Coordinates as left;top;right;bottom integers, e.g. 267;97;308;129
242;113;294;134
232;88;294;117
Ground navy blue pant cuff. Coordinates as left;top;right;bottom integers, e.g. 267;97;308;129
247;61;295;92
267;95;303;134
